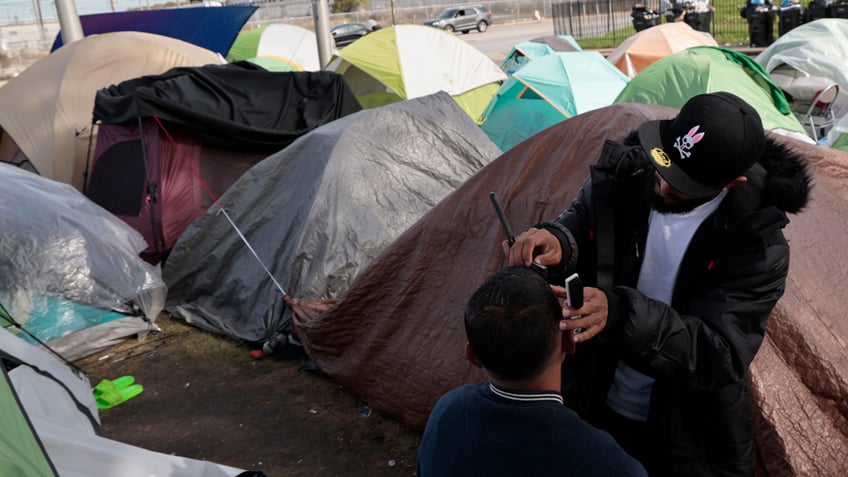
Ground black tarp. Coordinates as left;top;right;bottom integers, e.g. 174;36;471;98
93;62;362;152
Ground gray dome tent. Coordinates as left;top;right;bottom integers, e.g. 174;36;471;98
163;92;502;345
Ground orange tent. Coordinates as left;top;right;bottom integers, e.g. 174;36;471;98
606;22;717;78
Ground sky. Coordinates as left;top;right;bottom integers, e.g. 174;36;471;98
0;1;190;24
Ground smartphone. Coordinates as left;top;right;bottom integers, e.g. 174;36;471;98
565;273;583;309
565;273;584;334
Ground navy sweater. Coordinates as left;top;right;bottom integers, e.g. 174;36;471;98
417;382;647;477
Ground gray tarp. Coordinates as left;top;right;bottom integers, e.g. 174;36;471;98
163;92;502;343
292;102;848;475
0;164;165;361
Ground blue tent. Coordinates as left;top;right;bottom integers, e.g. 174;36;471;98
482;51;629;151
51;6;256;56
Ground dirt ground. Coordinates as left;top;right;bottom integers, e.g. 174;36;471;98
73;314;423;477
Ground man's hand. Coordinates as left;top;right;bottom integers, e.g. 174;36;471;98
551;286;608;344
503;227;562;267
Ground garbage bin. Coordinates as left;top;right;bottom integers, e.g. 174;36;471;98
684;9;713;32
778;3;803;35
741;3;776;47
805;0;831;21
665;3;686;22
632;6;661;32
831;0;848;17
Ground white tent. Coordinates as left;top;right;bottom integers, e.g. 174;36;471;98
325;24;506;122
0;326;247;477
227;23;325;71
756;19;848;129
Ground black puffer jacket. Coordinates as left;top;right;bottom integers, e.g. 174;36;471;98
541;136;812;477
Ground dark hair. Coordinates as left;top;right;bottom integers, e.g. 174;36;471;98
464;266;562;381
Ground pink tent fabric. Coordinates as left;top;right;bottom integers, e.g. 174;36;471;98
294;103;848;474
89;120;265;262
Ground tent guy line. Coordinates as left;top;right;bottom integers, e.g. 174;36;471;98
150;116;289;298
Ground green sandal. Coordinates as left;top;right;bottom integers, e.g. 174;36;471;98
93;375;144;410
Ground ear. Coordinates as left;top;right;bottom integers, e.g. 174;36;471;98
465;343;483;369
725;176;748;190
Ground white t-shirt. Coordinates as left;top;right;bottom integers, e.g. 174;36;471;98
606;190;727;421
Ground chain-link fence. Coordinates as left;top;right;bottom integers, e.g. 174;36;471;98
233;1;562;29
234;0;839;48
550;0;841;48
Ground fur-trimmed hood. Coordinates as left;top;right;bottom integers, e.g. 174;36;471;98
759;135;813;214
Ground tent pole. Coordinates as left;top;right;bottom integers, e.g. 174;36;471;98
136;116;164;263
82;119;96;194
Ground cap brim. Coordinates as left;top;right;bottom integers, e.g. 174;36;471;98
638;120;721;199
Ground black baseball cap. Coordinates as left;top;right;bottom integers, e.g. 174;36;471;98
637;92;765;198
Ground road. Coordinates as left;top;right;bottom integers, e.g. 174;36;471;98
455;19;557;62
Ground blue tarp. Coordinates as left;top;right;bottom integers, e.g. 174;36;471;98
51;6;257;56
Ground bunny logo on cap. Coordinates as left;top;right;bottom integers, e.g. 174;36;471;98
674;126;705;159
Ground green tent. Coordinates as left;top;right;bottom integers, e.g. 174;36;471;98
245;56;299;72
481;51;629;151
227;23;322;71
615;46;809;139
325;25;506;123
0;362;58;477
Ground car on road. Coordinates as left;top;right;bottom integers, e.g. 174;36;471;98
330;23;370;47
423;5;492;34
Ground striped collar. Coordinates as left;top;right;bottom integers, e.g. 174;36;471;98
489;382;564;405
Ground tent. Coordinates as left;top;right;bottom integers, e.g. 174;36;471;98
500;34;582;75
606;22;717;78
50;5;257;56
0;326;250;477
325;24;506;123
290;102;848;474
0;31;224;192
227;23;324;71
755;19;848;141
244;56;300;72
481;51;629;151
163;92;502;345
826;114;848;151
614;46;811;142
0;164;165;362
88;62;361;264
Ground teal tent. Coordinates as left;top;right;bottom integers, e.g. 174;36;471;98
500;35;582;75
615;46;810;141
481;51;629;151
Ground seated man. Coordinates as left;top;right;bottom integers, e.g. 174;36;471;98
416;266;647;476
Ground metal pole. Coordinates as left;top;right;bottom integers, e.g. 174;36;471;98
54;0;84;45
390;0;397;25
31;0;45;40
311;0;333;69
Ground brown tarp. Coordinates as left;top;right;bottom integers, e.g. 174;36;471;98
294;102;848;474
